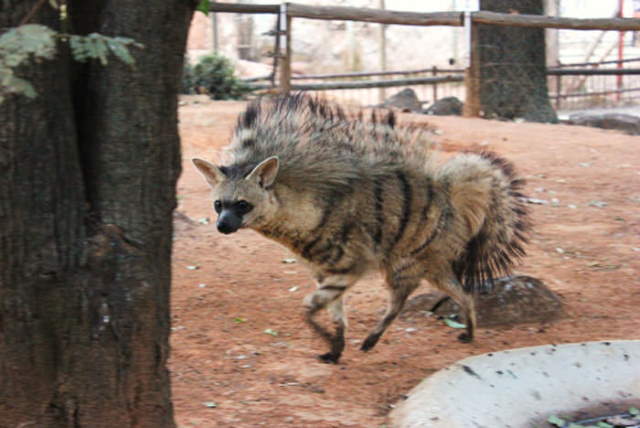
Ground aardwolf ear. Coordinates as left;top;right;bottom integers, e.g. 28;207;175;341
246;156;279;188
192;158;225;187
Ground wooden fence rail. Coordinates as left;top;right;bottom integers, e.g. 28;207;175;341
248;75;464;91
290;68;465;80
209;2;640;31
243;67;640;86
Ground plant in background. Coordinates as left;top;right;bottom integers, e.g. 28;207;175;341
0;24;142;103
182;53;251;100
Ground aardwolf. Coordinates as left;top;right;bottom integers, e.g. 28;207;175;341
193;94;529;363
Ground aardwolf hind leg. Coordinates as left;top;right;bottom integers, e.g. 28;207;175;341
361;276;421;352
431;275;477;343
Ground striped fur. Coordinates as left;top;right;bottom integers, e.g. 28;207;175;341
193;94;530;363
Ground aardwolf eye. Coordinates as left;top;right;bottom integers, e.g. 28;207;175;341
235;200;253;214
213;200;222;213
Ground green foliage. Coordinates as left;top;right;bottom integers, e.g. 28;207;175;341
196;0;210;15
68;33;142;66
0;24;56;103
0;24;143;103
182;54;252;100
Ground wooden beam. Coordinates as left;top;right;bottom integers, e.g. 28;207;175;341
472;11;640;31
208;2;279;14
462;16;480;117
278;7;292;95
286;3;463;27
208;2;640;32
249;75;463;91
290;68;464;80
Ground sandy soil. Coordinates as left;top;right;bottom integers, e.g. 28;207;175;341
170;96;640;428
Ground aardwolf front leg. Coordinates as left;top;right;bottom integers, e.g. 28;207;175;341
303;275;356;364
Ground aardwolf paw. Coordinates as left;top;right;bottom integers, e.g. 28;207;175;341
457;332;473;343
317;352;340;364
360;334;381;352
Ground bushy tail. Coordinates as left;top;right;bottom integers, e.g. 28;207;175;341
446;152;530;292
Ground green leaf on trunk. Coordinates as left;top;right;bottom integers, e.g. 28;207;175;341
197;0;210;15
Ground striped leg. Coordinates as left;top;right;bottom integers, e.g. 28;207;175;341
361;271;421;352
430;274;477;343
303;275;355;363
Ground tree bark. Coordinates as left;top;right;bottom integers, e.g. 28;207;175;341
0;1;194;427
477;0;558;122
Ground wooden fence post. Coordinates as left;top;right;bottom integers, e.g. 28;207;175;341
555;74;562;110
279;3;292;95
463;11;481;117
432;65;438;102
378;0;387;104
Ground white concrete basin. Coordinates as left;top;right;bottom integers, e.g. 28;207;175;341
390;340;640;428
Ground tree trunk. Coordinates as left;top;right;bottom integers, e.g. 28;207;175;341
477;0;558;122
0;1;194;427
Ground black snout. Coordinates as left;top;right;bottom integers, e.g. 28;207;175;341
216;210;242;234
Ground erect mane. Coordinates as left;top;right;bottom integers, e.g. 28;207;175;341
221;93;434;198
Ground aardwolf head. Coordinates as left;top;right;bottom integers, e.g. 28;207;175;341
192;156;280;234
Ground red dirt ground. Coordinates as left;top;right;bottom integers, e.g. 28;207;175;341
170;97;640;428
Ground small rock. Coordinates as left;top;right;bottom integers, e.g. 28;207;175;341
379;88;422;112
423;96;463;116
568;112;640;136
588;200;608;208
567;204;577;209
401;276;564;327
282;258;296;264
524;197;549;205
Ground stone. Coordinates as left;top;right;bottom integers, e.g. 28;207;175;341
401;275;564;327
390;341;640;428
379;88;422;112
423;96;463;116
568;113;640;136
